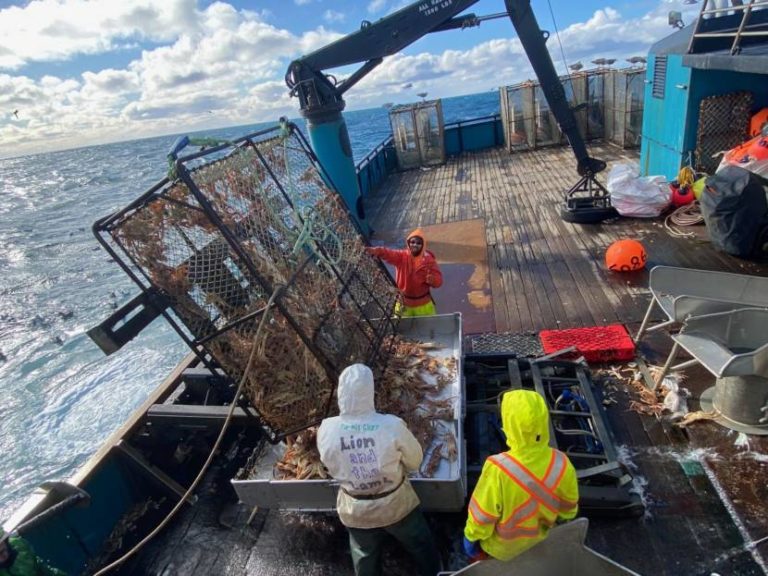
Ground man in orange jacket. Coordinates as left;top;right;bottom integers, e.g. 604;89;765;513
365;228;443;317
463;389;578;562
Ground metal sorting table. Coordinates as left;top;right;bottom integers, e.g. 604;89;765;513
231;313;466;512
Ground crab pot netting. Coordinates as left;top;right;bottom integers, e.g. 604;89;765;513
99;125;400;440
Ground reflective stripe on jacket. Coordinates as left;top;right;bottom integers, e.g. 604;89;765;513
464;390;579;561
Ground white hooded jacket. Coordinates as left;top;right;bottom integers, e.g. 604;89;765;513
317;364;423;529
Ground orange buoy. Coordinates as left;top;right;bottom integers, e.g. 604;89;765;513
750;108;768;138
606;239;647;272
748;136;768;161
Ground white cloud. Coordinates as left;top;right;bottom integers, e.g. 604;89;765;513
0;0;200;70
367;0;388;14
0;0;695;158
324;9;345;23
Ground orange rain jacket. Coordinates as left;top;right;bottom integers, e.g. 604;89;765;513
464;390;579;561
367;228;443;307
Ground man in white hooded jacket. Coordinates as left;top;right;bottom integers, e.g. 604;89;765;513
317;363;441;576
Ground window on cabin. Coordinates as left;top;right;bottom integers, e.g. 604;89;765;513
652;56;667;99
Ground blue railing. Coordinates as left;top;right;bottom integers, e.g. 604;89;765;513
356;136;397;197
355;114;503;197
444;114;503;155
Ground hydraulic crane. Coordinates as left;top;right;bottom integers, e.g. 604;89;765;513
285;0;617;229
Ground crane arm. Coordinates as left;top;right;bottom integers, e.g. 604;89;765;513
286;1;481;117
504;0;605;177
285;0;613;223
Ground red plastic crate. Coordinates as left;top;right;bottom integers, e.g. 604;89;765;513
538;324;635;363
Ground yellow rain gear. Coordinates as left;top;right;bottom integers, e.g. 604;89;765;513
464;390;578;561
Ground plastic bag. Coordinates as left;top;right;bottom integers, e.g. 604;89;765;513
607;163;671;218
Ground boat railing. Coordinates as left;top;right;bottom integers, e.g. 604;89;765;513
445;114;504;155
356;135;396;197
687;0;768;55
356;114;503;197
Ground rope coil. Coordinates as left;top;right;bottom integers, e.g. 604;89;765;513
664;202;704;238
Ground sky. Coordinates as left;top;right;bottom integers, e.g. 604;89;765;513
0;0;701;158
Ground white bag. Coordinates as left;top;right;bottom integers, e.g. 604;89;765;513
607;162;671;218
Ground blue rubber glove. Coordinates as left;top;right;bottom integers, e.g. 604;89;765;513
463;536;481;559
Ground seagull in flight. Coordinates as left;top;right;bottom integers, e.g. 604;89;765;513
12;109;19;119
568;62;583;72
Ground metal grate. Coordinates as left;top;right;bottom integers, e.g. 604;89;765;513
695;91;753;174
94;122;400;441
464;331;543;357
652;56;666;100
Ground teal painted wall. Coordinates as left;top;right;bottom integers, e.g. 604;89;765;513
640;54;768;180
640;54;692;180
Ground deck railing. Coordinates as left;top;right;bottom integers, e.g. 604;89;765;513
687;0;768;55
445;114;504;155
356;115;503;197
356;135;396;197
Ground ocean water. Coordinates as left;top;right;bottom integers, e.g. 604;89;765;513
0;91;499;522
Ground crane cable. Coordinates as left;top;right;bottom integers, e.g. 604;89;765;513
92;284;285;576
547;0;572;84
545;0;598;159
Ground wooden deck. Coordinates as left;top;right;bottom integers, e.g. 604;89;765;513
366;142;768;575
119;142;768;576
365;142;768;334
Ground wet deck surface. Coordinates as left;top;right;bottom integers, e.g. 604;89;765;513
122;143;768;575
366;143;768;334
366;142;768;575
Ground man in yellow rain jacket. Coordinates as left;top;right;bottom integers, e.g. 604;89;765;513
463;389;579;562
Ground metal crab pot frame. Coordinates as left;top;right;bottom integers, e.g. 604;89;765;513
500;67;646;152
604;68;646;149
93;122;400;442
389;99;446;170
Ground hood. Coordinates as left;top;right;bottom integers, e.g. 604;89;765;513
500;390;550;451
337;364;375;416
406;228;426;257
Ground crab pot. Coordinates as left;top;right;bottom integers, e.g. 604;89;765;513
500;82;535;151
501;74;598;151
604;68;646;149
532;84;562;148
563;72;589;145
584;69;609;140
389;99;446;171
231;313;466;512
93;122;400;442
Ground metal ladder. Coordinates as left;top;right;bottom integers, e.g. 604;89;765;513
687;0;768;55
